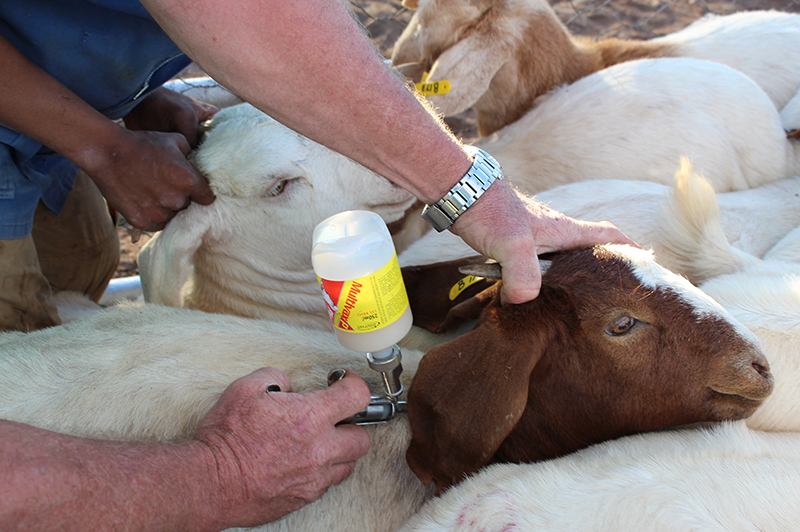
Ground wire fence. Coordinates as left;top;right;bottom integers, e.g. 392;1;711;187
352;0;800;55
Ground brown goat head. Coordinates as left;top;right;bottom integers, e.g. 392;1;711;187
405;245;773;493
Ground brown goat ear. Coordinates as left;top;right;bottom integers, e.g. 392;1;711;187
402;258;498;333
402;0;419;8
406;304;545;493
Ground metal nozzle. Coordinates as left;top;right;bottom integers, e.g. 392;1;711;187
367;344;403;398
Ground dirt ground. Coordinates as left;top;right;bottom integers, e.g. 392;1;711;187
114;0;800;278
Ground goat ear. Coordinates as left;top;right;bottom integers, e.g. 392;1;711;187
402;0;419;8
406;303;544;493
137;207;211;307
424;26;515;116
402;257;497;333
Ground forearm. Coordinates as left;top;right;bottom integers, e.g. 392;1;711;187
0;421;224;532
0;34;128;177
140;0;472;203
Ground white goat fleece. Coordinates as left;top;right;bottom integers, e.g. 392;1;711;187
399;422;800;532
653;10;800;111
473;58;800;193
535;172;800;271
764;224;800;263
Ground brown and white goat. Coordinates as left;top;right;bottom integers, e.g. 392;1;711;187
393;1;800;136
404;245;773;492
0;245;772;530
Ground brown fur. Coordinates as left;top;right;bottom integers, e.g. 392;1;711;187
405;247;773;492
477;12;677;135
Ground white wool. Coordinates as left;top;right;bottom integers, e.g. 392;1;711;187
399;422;800;532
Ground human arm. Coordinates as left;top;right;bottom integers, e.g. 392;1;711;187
140;0;635;302
0;367;371;532
0;34;215;231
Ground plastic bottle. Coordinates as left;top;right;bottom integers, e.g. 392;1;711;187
312;210;413;357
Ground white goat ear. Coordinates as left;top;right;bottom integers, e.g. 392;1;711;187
424;32;514;116
137;207;211;307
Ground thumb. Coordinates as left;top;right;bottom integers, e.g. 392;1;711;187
498;247;542;305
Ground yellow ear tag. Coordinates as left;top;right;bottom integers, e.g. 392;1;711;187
416;71;451;96
449;275;485;301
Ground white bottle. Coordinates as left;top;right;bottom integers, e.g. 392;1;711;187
312;210;413;356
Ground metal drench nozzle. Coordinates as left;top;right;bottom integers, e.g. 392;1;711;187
328;344;407;425
367;344;403;399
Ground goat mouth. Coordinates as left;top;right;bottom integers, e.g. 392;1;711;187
708;389;765;418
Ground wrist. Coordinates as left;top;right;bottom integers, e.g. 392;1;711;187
165;440;237;532
421;146;504;232
65;120;130;181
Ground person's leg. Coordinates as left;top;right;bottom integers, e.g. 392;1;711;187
31;170;120;302
0;235;61;332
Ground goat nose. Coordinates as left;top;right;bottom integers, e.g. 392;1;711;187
750;350;771;376
753;360;772;380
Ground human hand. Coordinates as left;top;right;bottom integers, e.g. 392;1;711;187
124;87;218;148
451;180;638;304
192;367;372;528
87;126;216;231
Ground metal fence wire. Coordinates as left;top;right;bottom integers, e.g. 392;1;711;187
351;0;800;56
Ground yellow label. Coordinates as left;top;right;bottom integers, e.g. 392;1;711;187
415;78;451;96
317;255;409;334
449;275;484;301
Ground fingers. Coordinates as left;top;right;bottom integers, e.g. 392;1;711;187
177;100;219;148
242;367;294;394
310;369;372;426
244;366;371;473
452;182;639;305
188;174;216;206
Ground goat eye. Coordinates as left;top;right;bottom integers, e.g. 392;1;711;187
266;181;286;197
606;316;636;336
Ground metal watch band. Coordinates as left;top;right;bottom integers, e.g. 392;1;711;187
420;146;504;232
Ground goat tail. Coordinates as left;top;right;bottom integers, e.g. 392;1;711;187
659;157;753;285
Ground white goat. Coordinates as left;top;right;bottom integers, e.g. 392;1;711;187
472;58;800;193
399;422;800;532
138;103;427;330
393;2;800;136
0;243;774;532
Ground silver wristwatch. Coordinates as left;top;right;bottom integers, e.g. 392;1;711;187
420;146;504;232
